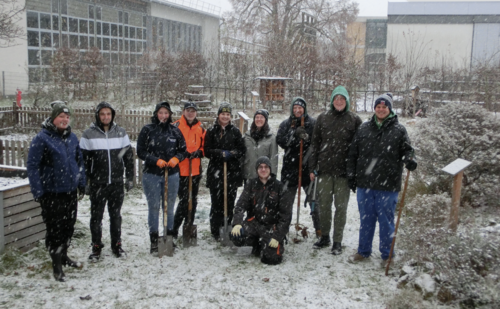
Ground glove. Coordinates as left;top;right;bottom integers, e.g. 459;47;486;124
85;185;91;196
222;150;232;161
231;225;242;237
269;238;279;248
406;159;418;171
348;178;357;193
295;126;308;140
190;150;203;159
156;159;168;168
125;180;134;192
168;157;179;168
78;187;85;201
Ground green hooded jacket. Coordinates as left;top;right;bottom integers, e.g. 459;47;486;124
330;86;350;112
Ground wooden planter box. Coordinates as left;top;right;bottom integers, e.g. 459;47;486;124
1;166;44;254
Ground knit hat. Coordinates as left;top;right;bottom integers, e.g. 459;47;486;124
330;86;351;111
289;97;308;117
50;101;70;120
374;93;394;112
254;109;269;122
183;101;198;111
293;99;306;109
218;102;232;115
255;156;272;171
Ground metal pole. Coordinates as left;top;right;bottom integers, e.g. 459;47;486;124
2;71;5;98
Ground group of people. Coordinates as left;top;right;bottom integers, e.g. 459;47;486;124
26;85;417;282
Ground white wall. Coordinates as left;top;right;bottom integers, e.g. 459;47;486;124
386;23;473;69
0;0;29;96
150;2;219;54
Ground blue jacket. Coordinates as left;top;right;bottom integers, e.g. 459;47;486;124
27;119;86;199
137;120;187;177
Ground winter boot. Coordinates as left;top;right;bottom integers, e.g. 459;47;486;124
331;242;342;255
50;248;65;282
150;232;159;254
111;242;126;258
313;236;331;249
61;244;81;268
251;239;261;257
88;243;104;262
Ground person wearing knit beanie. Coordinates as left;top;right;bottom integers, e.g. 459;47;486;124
373;93;394;113
50;101;71;121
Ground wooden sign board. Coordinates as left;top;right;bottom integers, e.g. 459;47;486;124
442;159;472;176
237;112;250;121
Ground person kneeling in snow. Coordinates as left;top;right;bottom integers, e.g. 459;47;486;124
230;156;294;265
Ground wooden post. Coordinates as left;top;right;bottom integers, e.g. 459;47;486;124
449;170;464;232
442;159;472;232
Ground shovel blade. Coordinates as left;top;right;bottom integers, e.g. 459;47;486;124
219;226;232;247
158;235;174;258
182;224;197;247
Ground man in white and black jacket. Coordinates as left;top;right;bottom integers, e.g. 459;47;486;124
80;101;134;261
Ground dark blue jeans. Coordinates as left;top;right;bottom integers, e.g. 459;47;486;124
356;188;399;260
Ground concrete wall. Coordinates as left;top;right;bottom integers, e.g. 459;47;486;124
150;2;219;54
386;23;473;69
0;0;29;96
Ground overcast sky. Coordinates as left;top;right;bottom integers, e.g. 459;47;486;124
205;0;409;17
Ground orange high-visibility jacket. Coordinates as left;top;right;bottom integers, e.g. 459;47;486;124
173;116;206;176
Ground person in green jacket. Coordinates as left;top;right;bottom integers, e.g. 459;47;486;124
308;86;362;254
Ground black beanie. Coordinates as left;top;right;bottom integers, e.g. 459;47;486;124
218;102;232;115
50;101;70;120
374;93;394;112
293;99;306;109
254;109;269;122
255;156;272;171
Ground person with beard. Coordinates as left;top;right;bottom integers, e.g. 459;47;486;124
276;97;318;234
27;101;86;282
204;102;246;240
172;102;206;238
137;102;187;254
230;156;294;265
80;102;134;261
242;109;278;183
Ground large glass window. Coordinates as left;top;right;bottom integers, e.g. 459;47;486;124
28;31;39;46
79;20;88;34
62;34;68;47
52;15;59;30
111;24;118;37
41;32;52;47
41;50;52;65
89;5;94;19
103;37;110;50
111;39;118;51
69;18;78;33
130;40;135;52
97;37;102;50
130;27;135;39
96;7;102;20
28;50;40;65
70;34;78;48
80;36;88;49
61;17;67;31
52;33;60;48
103;23;110;36
89;21;94;34
27;12;38;28
97;22;101;35
40;13;51;30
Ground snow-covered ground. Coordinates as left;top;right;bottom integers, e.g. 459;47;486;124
0;112;421;308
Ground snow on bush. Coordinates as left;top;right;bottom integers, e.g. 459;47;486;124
411;103;500;207
397;193;500;306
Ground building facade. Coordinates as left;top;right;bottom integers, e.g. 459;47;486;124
0;0;220;95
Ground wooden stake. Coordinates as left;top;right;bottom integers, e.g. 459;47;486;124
449;170;464;232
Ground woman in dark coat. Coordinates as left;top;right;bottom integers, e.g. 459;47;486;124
27;101;86;282
204;102;246;240
137;102;187;254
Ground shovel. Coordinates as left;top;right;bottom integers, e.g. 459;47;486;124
183;159;197;247
159;168;174;258
219;159;232;246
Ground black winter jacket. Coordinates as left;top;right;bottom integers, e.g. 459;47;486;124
80;122;134;184
232;175;294;242
137;119;187;177
276;115;316;188
204;120;246;188
346;114;413;192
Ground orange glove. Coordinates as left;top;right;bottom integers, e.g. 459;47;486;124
168;157;179;168
156;159;168;168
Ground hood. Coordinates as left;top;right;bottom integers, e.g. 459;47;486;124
152;102;173;125
95;101;116;129
330;86;350;112
289;97;308;117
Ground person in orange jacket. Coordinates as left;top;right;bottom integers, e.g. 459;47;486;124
172;102;206;238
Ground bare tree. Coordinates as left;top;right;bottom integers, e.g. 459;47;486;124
0;0;25;48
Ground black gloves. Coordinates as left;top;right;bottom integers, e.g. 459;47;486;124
295;126;309;141
125;180;134;192
78;187;86;201
405;159;418;171
348;178;357;193
190;150;203;159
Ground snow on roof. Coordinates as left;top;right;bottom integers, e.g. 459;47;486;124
389;1;500;16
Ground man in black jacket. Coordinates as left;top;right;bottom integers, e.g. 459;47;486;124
204;102;246;240
80;102;134;260
276;97;317;233
346;93;417;266
230;156;294;265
